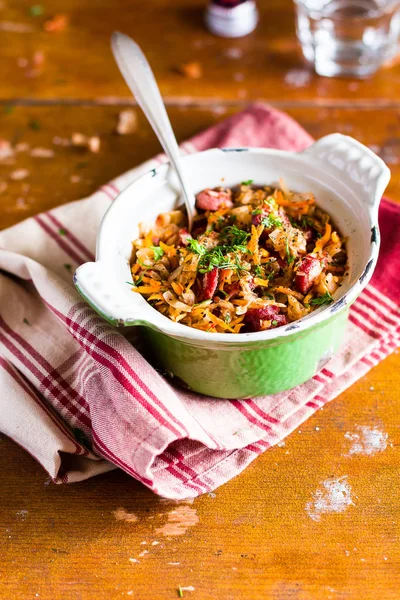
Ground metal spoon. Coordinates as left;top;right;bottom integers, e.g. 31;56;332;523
111;32;196;231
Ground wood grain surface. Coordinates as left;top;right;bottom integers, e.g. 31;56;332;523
1;0;400;599
2;0;400;104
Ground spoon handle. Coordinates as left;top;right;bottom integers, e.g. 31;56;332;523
111;32;196;230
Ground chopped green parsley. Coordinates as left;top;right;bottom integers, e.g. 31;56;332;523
262;214;282;229
309;291;333;306
150;246;164;261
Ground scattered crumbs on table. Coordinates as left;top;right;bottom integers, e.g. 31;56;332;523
70;175;81;183
370;386;375;391
127;592;133;596
305;476;354;522
29;119;41;130
155;506;199;537
276;441;285;447
88;136;100;153
58;228;67;236
348;82;359;92
51;548;69;554
315;426;320;431
284;68;312;89
138;550;149;557
344;425;388;456
140;541;147;545
0;21;34;33
17;57;29;68
44;476;52;486
16;197;28;209
30;147;55;158
168;562;180;566
23;318;30;325
222;47;243;60
178;586;195;597
151;541;160;546
15;510;29;521
63;263;72;272
44;13;68;32
384;557;388;561
53;136;70;146
15;142;30;153
112;507;138;523
129;558;139;564
208;492;216;498
71;133;100;153
298;430;302;434
116;109;138;135
177;61;203;79
10;168;30;181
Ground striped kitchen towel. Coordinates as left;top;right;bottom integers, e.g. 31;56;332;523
1;104;399;499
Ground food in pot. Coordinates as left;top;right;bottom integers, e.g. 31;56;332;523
129;180;348;333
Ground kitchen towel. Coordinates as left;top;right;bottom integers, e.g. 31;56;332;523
1;104;399;498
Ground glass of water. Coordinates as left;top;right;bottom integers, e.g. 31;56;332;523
294;0;400;77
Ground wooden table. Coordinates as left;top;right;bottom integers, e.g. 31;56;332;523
1;2;399;598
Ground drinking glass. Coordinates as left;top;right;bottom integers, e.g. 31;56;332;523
294;0;400;77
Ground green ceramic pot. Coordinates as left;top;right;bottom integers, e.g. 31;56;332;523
74;135;390;398
143;308;349;397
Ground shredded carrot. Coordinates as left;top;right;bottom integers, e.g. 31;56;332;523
142;276;161;287
230;315;245;326
247;224;263;265
143;230;153;248
133;286;162;294
208;207;230;224
131;263;140;275
303;292;313;305
314;223;332;253
171;281;184;296
159;241;176;258
206;310;235;332
218;268;232;290
254;277;269;288
275;286;304;301
274;188;315;210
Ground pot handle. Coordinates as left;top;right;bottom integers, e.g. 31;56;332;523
74;261;142;327
301;134;391;221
